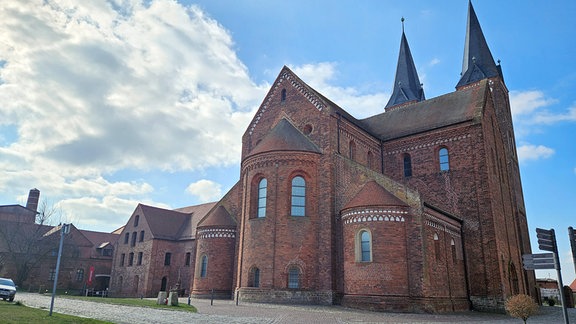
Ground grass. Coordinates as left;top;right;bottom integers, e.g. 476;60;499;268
59;295;198;312
0;301;111;323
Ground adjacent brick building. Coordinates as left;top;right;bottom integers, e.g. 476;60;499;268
110;2;535;313
0;189;119;294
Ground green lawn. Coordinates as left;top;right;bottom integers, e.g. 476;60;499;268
60;295;198;312
0;302;111;323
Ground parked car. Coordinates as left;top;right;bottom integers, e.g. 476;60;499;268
0;278;16;302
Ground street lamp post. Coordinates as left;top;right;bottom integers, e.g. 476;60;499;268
49;223;70;316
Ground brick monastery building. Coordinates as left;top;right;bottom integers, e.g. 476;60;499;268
111;2;536;312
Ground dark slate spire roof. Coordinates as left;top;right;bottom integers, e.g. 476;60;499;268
385;19;425;110
456;1;502;88
250;118;321;156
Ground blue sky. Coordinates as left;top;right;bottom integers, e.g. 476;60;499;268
1;1;574;284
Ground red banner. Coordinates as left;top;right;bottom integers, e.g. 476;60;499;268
87;266;94;285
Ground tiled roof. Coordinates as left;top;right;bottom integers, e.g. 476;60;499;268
360;80;487;140
173;202;218;239
140;204;193;240
250;118;321;156
197;205;236;228
80;229;120;246
343;181;408;210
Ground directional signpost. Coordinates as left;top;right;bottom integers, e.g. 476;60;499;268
522;253;556;270
533;228;568;324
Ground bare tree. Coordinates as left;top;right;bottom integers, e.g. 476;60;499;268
0;199;62;286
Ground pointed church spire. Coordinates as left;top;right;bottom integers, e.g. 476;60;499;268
456;1;502;88
385;18;425;110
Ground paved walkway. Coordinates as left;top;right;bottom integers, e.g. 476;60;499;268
13;292;576;323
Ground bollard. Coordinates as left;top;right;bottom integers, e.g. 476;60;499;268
188;295;191;306
210;288;214;306
235;290;239;306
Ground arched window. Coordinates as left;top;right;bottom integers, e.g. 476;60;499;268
118;276;123;292
164;252;171;266
254;268;260;288
281;88;287;102
451;239;456;264
134;275;139;293
160;276;167;291
433;233;440;261
439;147;450;171
257;178;267;218
134;215;139;227
291;176;306;216
124;232;129;244
357;230;372;262
367;151;373;169
139;230;145;242
200;255;208;278
288;267;300;289
349;141;356;160
403;154;412;177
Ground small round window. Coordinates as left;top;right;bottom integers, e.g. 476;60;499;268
303;124;313;135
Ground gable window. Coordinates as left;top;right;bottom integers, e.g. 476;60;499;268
434;233;441;261
128;252;134;266
200;255;208;278
281;88;287;102
403;154;412;177
185;252;191;266
139;230;145;242
356;230;372;262
367;151;373;169
257;178;267;218
439;147;450;171
134;215;139;227
120;253;125;267
131;232;137;247
124;232;129;244
76;269;84;282
164;252;171;266
137;252;143;266
288;267;300;289
291;176;306;216
349;141;356;160
451;239;457;264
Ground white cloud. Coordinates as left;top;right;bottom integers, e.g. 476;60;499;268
517;144;554;162
0;0;269;230
290;62;389;118
186;179;222;203
509;90;556;117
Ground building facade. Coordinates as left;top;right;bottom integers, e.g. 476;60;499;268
110;2;535;313
0;189;119;294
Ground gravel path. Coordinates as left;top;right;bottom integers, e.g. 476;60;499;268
13;292;576;323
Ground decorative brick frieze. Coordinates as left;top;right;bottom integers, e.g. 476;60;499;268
341;207;408;224
242;152;318;173
424;215;460;237
385;134;472;155
249;71;325;135
197;228;236;239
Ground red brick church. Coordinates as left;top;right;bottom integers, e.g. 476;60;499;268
111;2;535;312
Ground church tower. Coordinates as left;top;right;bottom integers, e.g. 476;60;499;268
385;19;425;110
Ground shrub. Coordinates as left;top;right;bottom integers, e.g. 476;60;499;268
505;294;539;324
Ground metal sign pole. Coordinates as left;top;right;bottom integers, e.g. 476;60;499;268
553;251;569;324
49;224;68;316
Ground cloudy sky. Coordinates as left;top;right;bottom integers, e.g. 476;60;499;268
1;1;575;283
